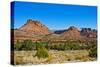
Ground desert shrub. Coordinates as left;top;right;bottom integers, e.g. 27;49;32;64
63;43;70;50
35;47;49;58
35;42;49;58
35;42;48;50
54;44;59;50
70;43;81;50
84;41;97;50
35;42;42;50
59;44;65;50
49;44;53;49
75;41;97;50
57;42;82;50
21;40;34;50
14;40;50;51
49;44;64;50
14;40;22;51
14;40;97;51
48;42;82;50
48;41;97;51
45;44;50;50
79;45;87;50
89;46;97;58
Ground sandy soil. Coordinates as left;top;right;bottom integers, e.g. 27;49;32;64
13;50;96;65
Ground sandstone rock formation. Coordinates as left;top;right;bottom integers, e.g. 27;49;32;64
13;19;50;43
19;19;50;35
60;26;82;40
81;28;97;38
12;19;97;43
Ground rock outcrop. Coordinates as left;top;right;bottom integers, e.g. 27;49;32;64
81;28;97;38
12;19;97;43
13;19;50;43
60;26;82;40
19;19;50;35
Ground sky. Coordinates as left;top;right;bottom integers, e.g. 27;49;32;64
11;1;97;30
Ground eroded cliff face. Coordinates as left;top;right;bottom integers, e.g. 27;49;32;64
19;19;50;35
12;19;97;43
60;26;82;40
13;19;50;43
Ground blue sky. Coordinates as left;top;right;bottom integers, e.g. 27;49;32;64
11;1;97;30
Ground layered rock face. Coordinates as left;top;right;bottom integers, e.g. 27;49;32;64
19;19;50;35
56;26;97;41
80;28;97;38
12;19;97;43
60;26;82;40
13;19;50;43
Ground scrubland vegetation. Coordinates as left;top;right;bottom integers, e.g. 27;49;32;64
13;40;97;65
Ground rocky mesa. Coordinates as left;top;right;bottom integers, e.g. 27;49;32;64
12;19;97;43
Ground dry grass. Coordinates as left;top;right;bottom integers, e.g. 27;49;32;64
13;50;96;65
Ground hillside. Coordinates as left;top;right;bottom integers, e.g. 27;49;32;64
12;19;97;43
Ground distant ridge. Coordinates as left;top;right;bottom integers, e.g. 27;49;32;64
12;19;97;43
60;26;82;40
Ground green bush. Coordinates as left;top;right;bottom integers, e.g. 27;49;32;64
45;44;50;50
49;42;82;50
63;43;70;50
89;46;97;58
70;43;81;50
14;40;22;51
14;40;97;51
35;47;49;58
35;42;47;50
21;40;34;50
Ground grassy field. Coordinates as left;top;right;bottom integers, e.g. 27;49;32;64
13;50;96;65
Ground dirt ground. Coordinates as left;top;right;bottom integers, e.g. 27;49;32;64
13;50;96;65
